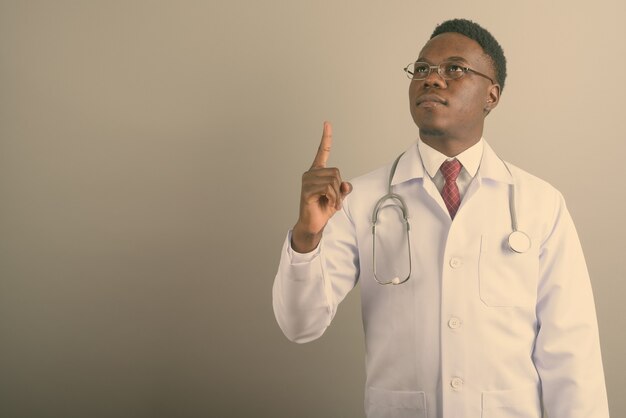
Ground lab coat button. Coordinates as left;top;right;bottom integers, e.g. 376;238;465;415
448;317;462;329
449;257;463;269
450;377;464;390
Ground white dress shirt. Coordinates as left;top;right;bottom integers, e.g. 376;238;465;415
418;138;483;199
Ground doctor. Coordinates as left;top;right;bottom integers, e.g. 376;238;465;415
272;19;609;418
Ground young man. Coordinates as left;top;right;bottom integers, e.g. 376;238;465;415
273;19;609;418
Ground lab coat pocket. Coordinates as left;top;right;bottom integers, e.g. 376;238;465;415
479;234;539;307
481;385;541;418
365;387;427;418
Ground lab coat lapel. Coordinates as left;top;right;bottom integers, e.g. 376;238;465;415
456;141;514;220
475;141;514;186
422;175;448;217
390;143;452;219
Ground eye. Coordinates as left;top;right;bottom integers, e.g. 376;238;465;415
414;63;430;74
443;63;465;75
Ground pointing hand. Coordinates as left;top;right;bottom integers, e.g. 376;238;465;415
292;122;353;253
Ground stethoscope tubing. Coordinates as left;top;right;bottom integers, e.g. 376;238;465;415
371;150;530;285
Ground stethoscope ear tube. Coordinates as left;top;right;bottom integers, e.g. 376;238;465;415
372;153;412;285
372;210;412;285
501;162;531;254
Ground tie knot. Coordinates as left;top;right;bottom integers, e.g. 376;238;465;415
441;159;462;182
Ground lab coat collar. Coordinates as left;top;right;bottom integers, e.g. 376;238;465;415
478;141;514;184
389;141;426;186
390;139;513;186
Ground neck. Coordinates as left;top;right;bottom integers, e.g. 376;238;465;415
419;131;482;157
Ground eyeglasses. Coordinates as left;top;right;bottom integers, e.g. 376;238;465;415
404;61;494;84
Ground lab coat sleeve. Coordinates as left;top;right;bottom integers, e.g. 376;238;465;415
532;191;609;417
272;198;360;343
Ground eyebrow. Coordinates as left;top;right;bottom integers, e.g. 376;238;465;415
416;55;469;64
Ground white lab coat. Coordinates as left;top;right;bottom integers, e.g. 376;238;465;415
273;141;609;418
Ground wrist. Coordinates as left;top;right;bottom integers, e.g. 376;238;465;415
291;223;323;253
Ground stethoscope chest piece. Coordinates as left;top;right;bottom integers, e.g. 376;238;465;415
508;230;531;253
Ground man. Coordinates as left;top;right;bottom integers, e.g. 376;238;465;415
273;19;609;418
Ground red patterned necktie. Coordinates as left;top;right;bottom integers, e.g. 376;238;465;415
441;159;462;219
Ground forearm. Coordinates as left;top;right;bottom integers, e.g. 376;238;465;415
272;232;335;343
273;200;360;343
533;193;609;417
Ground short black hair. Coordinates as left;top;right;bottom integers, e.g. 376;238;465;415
431;18;507;91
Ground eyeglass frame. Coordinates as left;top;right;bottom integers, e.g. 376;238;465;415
404;60;495;84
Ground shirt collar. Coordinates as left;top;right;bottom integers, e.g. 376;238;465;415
417;138;483;179
390;138;513;186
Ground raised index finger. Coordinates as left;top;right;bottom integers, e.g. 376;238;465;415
311;121;332;169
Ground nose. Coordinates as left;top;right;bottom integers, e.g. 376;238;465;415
423;68;447;89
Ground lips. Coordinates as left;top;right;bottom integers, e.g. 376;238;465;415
416;94;447;106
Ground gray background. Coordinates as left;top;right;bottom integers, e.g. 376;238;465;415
1;1;624;417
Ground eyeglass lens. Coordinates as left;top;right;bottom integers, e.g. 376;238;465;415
406;62;466;80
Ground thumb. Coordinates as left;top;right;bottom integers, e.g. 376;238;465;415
340;181;353;196
335;181;353;211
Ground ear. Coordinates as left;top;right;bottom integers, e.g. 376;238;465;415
484;83;501;116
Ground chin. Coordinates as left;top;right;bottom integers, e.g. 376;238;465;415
419;127;446;137
412;112;446;134
414;118;446;137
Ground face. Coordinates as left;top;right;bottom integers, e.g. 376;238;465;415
408;32;500;144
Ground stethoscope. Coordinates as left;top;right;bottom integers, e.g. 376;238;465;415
371;152;531;285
